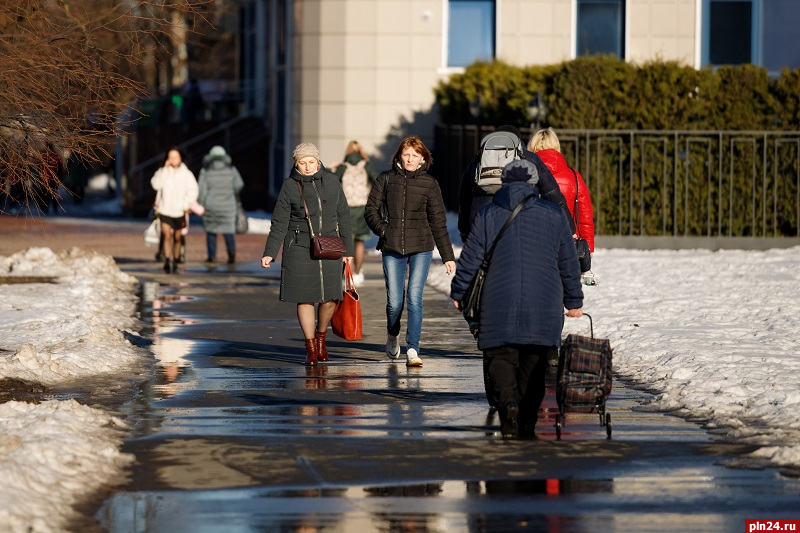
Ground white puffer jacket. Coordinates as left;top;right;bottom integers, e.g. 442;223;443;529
151;163;199;218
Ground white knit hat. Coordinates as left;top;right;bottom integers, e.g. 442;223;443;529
292;142;320;162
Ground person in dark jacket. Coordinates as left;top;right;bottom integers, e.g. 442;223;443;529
333;140;378;286
261;142;354;366
198;145;245;264
364;136;456;368
450;159;584;439
456;125;575;240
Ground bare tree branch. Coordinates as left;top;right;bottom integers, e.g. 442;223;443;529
0;0;208;213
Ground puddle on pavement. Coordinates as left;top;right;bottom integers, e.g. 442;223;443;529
97;475;786;532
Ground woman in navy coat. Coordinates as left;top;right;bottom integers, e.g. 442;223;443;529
450;160;583;438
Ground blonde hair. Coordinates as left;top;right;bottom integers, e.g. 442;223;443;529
343;140;369;161
528;128;561;153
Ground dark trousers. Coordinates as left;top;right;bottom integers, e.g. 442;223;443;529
206;232;235;260
483;344;549;426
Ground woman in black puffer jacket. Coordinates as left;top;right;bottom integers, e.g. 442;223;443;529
364;136;455;368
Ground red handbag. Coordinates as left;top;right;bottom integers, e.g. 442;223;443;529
331;262;362;340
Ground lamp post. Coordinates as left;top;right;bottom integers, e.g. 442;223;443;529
526;90;547;132
469;97;482;148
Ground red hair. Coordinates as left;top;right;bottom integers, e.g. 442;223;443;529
392;136;433;168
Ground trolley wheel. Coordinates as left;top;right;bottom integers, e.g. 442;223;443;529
605;413;612;439
555;415;563;440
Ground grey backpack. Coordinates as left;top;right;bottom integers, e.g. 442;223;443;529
474;131;524;194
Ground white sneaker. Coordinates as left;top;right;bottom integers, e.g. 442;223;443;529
352;271;365;287
406;348;423;367
386;334;400;360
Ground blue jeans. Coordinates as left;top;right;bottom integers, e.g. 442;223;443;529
206;232;235;260
382;251;433;352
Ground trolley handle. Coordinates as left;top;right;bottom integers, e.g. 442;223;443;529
576;312;593;338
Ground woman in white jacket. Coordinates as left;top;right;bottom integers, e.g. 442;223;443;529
151;148;199;273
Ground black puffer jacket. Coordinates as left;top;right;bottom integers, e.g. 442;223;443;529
364;162;455;263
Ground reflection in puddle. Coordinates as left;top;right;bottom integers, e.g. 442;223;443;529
99;472;755;532
100;476;715;533
265;478;614;498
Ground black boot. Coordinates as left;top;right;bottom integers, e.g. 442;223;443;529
501;403;519;439
227;254;236;264
163;259;171;273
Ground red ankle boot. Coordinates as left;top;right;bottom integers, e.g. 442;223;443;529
304;338;318;366
315;330;328;363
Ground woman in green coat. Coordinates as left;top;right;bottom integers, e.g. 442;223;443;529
197;145;245;263
261;142;354;366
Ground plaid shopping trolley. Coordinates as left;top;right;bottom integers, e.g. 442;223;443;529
555;313;613;439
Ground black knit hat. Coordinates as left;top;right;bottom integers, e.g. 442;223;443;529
501;159;539;185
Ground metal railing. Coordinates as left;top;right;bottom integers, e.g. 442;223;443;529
433;126;800;237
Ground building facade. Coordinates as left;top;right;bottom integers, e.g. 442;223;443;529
238;0;800;197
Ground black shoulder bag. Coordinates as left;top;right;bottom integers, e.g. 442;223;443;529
570;168;591;272
461;193;536;340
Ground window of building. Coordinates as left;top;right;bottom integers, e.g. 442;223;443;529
762;0;800;73
576;0;626;58
447;0;495;68
705;0;755;65
702;0;760;67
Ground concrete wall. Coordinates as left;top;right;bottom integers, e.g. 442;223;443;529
627;0;697;66
293;0;445;171
290;0;700;173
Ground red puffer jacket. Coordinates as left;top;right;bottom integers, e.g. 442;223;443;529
536;149;595;252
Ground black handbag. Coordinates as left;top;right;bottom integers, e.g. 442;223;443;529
570;168;591;272
235;200;248;234
461;193;536;340
297;181;346;260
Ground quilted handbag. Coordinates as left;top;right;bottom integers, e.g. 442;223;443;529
296;181;346;260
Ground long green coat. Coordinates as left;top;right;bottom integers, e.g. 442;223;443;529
263;166;354;303
198;155;244;234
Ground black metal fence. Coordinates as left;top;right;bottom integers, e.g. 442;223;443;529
433;125;800;237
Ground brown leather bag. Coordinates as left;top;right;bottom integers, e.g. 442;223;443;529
296;181;346;260
331;261;362;340
311;235;346;260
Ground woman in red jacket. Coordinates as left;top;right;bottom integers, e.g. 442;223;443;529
528;128;595;282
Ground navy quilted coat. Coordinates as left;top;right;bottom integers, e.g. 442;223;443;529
450;182;584;351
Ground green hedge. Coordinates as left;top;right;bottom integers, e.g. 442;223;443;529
433;57;800;237
435;56;799;131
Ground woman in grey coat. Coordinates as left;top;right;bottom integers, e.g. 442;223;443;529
261;142;354;366
198;145;245;263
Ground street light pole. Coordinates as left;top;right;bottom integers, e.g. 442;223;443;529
469;97;482;149
526;90;547;133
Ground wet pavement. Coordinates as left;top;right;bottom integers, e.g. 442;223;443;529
104;257;800;532
2;215;799;532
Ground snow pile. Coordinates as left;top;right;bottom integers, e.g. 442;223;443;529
0;247;144;532
429;246;800;470
0;399;132;533
0;247;143;385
